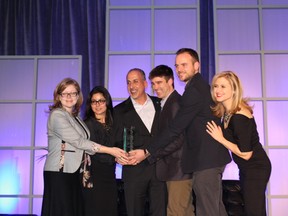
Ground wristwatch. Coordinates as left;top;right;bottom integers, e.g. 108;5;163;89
143;149;150;157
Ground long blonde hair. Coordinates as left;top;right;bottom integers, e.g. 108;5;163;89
210;71;253;118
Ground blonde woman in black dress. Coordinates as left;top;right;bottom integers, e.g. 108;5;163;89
206;71;271;216
82;86;119;216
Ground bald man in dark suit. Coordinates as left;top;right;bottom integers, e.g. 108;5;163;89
113;68;167;216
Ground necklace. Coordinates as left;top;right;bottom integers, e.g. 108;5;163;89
223;112;232;124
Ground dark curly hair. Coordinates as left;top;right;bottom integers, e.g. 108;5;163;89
84;86;114;127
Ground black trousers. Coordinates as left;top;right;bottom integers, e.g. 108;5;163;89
192;166;227;216
123;164;167;216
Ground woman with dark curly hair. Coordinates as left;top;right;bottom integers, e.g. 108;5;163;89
82;86;119;216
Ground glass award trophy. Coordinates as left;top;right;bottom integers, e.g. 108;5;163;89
123;126;135;152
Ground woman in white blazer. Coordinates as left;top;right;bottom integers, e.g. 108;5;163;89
41;78;127;216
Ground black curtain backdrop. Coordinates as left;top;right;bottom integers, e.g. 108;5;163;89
200;0;215;84
0;0;214;94
0;0;106;102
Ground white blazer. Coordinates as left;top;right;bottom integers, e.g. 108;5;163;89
44;108;96;173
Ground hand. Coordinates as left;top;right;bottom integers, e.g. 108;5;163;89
110;147;129;164
115;156;129;165
127;149;146;165
206;120;224;143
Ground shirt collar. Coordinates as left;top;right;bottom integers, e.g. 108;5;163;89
160;90;174;109
130;94;150;106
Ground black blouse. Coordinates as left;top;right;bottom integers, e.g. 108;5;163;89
84;117;115;165
223;114;270;171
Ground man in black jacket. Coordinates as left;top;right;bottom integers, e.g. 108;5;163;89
113;68;167;216
148;65;194;216
129;48;231;216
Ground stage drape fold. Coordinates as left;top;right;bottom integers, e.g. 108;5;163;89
0;0;215;92
200;0;216;83
0;0;106;101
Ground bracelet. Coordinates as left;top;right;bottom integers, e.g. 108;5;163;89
93;144;102;152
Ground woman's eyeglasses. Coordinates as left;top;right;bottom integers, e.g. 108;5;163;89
59;92;78;98
91;99;106;105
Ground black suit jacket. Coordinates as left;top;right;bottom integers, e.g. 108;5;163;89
113;95;161;181
147;73;231;173
151;90;192;181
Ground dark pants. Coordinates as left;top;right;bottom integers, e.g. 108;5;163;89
192;166;227;216
123;164;167;216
